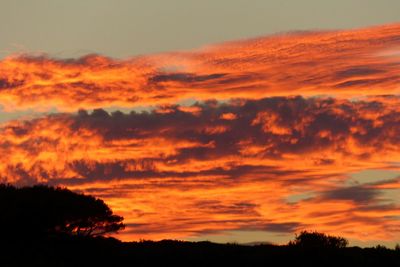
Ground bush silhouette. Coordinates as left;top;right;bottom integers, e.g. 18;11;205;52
0;184;124;239
289;230;348;249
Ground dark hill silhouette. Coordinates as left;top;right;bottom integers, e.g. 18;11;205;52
0;184;398;267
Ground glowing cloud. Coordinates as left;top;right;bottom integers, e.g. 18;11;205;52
0;23;399;245
0;24;399;111
0;97;399;241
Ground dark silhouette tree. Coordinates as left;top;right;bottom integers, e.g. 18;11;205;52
289;230;348;249
0;184;124;239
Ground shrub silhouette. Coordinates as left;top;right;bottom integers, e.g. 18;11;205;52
0;184;124;239
289;230;348;249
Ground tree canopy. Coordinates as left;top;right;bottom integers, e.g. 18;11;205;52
0;184;124;239
289;230;348;249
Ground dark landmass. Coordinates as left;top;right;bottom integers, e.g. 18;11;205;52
1;236;399;267
1;184;398;266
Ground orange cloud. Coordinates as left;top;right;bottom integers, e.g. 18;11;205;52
0;97;399;242
0;24;399;111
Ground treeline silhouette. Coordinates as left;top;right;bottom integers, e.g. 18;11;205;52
0;184;399;267
0;184;124;239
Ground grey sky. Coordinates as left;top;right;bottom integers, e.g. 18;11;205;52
0;0;399;59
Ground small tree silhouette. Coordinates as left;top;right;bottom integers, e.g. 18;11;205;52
0;184;124;239
289;230;348;249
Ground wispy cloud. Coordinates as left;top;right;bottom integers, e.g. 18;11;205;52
0;24;399;111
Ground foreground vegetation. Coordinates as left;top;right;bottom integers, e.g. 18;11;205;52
0;185;398;266
2;236;399;267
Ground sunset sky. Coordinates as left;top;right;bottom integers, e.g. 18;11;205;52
0;1;399;247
